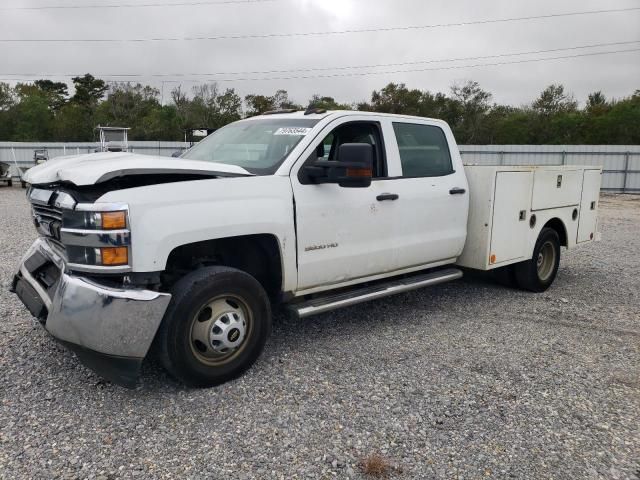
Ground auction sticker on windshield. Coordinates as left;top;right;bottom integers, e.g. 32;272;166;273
274;127;312;136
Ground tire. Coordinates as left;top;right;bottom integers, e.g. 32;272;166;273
156;266;271;387
21;181;27;189
514;227;561;292
7;179;12;187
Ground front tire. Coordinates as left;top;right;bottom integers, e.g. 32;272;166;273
156;266;271;387
514;227;561;292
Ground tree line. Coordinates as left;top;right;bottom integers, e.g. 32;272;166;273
0;73;638;144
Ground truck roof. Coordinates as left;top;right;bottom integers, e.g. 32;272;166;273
246;110;445;123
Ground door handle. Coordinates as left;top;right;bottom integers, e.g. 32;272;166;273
376;193;399;201
449;187;466;195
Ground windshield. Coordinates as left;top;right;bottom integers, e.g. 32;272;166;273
181;118;319;174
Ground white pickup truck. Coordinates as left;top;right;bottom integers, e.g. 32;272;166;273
12;110;602;388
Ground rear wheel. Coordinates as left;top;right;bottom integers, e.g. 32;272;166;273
156;266;271;387
514;227;561;292
7;179;12;187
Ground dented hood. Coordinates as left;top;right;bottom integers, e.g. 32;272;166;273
24;152;253;186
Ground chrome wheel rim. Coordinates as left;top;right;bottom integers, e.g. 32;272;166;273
189;295;252;366
536;241;556;282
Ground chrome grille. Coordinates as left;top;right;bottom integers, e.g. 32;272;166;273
29;189;63;241
32;204;63;222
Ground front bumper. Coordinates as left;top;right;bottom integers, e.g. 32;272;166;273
11;238;171;387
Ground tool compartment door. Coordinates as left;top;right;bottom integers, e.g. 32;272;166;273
531;169;581;210
577;169;602;243
490;171;533;264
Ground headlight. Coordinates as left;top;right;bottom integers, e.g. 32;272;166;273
66;246;129;267
60;203;131;271
62;210;127;230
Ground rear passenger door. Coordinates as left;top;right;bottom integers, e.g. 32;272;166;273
388;120;469;268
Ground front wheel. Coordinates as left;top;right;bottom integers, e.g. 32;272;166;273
514;227;561;292
156;266;271;387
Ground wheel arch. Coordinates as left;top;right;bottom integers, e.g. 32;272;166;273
163;234;284;299
542;217;568;247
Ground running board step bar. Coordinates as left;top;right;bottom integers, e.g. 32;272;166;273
289;268;463;319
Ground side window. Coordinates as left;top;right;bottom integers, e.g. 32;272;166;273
319;133;333;159
393;123;454;177
314;122;386;178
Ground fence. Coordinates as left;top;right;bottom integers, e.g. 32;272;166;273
459;145;640;193
0;141;184;168
1;142;639;193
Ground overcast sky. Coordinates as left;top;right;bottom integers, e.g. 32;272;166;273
1;0;639;107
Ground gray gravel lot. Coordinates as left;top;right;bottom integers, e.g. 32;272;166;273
0;187;639;479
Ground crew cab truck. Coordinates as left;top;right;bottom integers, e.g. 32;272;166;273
11;110;602;388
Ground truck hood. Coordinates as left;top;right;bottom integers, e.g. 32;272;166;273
24;152;253;186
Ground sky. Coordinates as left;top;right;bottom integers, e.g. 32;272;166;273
0;0;639;107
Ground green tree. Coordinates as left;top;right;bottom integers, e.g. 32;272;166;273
33;79;68;111
362;83;463;128
307;95;352;110
367;83;424;115
451;81;492;143
244;94;274;116
11;84;54;140
532;84;577;116
272;89;301;110
0;82;14;111
55;103;94;141
140;105;182;141
189;84;242;128
586;91;608;114
0;82;16;139
597;91;640;144
529;84;580;143
170;86;191;132
0;74;638;144
71;74;107;108
244;89;300;116
95;82;163;139
477;105;527;144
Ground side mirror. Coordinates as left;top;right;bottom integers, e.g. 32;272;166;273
302;143;373;188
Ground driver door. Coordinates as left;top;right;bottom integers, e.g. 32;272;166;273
291;117;402;292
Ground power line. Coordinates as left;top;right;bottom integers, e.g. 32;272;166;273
194;48;640;82
159;48;640;83
167;40;640;76
0;7;638;42
0;0;274;10
1;47;636;84
1;40;638;78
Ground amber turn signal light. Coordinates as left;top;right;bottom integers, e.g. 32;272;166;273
101;247;128;266
346;168;372;177
101;211;127;230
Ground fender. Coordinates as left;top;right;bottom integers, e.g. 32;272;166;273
97;175;298;292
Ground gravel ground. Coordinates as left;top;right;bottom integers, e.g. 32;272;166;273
0;187;639;480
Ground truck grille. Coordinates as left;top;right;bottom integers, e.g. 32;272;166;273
30;192;64;242
32;204;63;222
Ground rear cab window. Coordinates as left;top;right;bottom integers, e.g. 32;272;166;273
392;122;454;177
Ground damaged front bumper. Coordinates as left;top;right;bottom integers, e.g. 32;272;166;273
11;238;171;388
